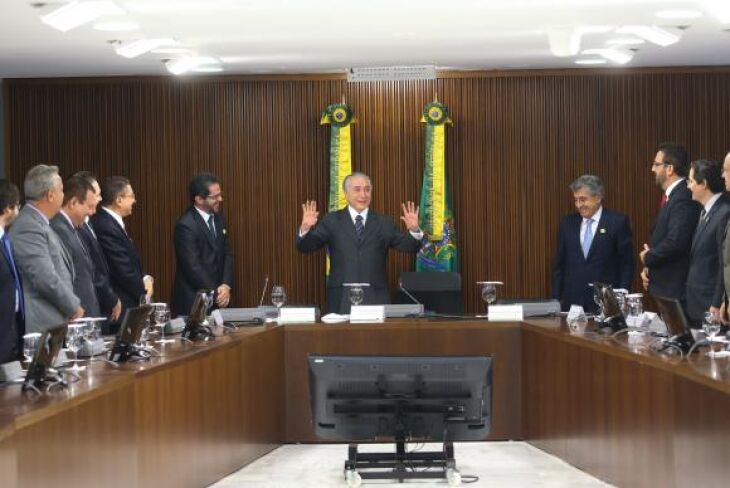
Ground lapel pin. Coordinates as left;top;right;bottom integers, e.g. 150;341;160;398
599;228;606;234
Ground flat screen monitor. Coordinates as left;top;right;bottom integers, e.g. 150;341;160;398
23;324;67;388
593;282;622;318
308;355;492;442
188;290;211;326
652;294;693;338
108;305;153;362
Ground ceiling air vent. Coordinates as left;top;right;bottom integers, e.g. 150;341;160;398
347;65;436;82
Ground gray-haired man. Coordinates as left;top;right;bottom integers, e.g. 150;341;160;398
10;164;83;333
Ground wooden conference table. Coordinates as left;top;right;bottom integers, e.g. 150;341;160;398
0;317;728;488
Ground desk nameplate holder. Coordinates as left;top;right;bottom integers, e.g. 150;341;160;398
350;306;385;324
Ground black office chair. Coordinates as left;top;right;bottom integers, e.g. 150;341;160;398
395;271;464;314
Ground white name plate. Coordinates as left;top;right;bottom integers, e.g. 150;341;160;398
350;305;385;323
278;307;316;324
488;304;524;321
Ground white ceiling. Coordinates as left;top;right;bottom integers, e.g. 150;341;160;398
1;0;730;78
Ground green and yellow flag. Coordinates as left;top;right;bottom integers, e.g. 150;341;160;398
321;102;356;274
417;100;458;272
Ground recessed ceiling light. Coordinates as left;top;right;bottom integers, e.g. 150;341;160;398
547;27;581;57
575;59;607;65
655;10;703;19
93;20;140;31
606;37;645;46
115;38;177;58
166;56;220;75
41;0;125;32
192;66;224;73
616;25;681;47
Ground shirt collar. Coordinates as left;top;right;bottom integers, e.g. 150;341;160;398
348;206;369;222
194;206;212;223
665;178;685;198
102;206;125;230
704;193;722;214
583;206;603;224
0;225;4;240
59;210;76;229
26;203;50;225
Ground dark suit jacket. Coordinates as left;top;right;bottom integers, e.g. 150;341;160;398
172;207;234;316
78;221;119;316
90;209;146;313
684;195;730;324
296;208;421;314
0;235;23;363
50;214;101;318
645;180;701;299
552;209;635;313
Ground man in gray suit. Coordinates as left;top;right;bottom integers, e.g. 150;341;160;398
297;172;422;313
50;175;100;318
684;159;730;327
10;165;83;333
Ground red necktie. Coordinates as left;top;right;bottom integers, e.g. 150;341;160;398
659;194;668;208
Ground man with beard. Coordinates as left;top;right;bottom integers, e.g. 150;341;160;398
640;143;701;300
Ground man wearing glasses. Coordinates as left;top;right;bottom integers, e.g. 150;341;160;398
91;176;154;328
172;173;234;317
640;142;701;299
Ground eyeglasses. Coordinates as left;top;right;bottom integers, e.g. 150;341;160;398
651;161;667;168
206;192;222;201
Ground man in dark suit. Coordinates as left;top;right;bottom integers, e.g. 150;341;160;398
0;180;24;363
90;177;153;319
297;172;422;314
50;175;101;318
74;171;121;326
641;143;701;299
552;175;635;313
683;160;730;327
172;173;234;317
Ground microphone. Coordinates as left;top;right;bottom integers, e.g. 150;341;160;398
258;275;270;307
398;280;422;306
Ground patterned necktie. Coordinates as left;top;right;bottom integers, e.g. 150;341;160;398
354;215;364;240
582;218;594;258
659;194;668;208
1;234;24;318
207;215;216;237
699;209;708;224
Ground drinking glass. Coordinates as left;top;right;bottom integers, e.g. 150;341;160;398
153;303;174;344
704;311;722;357
23;332;41;364
348;285;364;306
476;282;502;316
271;285;286;318
65;324;86;371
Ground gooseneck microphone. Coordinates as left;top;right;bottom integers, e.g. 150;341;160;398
398;280;422;306
258;275;270;307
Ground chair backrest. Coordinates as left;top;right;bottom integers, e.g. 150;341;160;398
396;272;464;314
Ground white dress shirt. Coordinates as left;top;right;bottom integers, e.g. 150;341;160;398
580;206;602;244
665;178;685;198
102;206;125;231
195;206;215;235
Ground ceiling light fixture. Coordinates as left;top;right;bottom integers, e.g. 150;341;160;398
93;20;140;31
616;25;681;47
547;27;581;57
165;56;220;75
192;66;224;73
582;48;633;64
575;59;607;65
41;0;125;32
115;38;177;58
151;47;192;55
655;10;703;19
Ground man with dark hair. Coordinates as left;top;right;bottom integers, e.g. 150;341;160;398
74;171;121;324
640;142;701;299
683;160;730;326
552;175;635;312
297;172;422;314
172;173;234;316
50;176;101;318
10;164;83;333
0;180;24;363
90;176;153;320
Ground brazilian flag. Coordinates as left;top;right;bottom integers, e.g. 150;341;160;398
321;102;356;274
416;101;458;272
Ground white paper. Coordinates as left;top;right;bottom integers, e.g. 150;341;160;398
488;304;524;321
278;307;316;324
321;313;350;324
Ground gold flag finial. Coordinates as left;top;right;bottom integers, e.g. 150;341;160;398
433;92;439;103
342;94;346;105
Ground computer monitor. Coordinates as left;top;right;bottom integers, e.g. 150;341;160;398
651;294;694;352
182;290;215;341
308;355;492;442
395;272;464;314
22;324;67;391
593;282;627;332
108;305;154;362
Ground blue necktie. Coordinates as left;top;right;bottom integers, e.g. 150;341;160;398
2;234;24;319
582;218;594;258
354;215;364;240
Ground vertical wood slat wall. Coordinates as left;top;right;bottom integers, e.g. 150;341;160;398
4;69;730;313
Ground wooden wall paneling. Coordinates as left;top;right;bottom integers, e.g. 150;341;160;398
6;69;730;314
